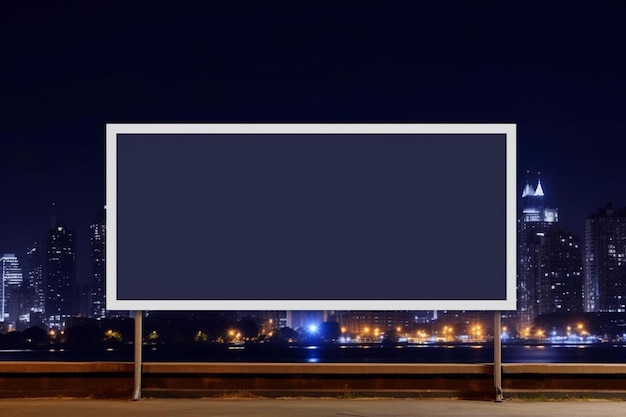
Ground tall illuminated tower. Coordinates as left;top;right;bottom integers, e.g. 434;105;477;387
46;223;76;329
584;204;626;312
90;209;106;319
26;242;45;314
1;254;23;324
517;177;559;326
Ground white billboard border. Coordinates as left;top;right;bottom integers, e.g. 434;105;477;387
106;123;516;311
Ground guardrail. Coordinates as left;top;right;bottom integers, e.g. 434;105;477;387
1;362;626;399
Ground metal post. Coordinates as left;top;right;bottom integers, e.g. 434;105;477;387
494;310;503;402
132;310;143;401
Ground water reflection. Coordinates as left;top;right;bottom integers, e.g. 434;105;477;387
2;342;626;363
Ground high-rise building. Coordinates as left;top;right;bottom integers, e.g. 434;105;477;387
26;242;45;314
535;228;583;316
1;253;23;324
517;178;559;326
90;209;106;319
46;223;77;329
584;204;626;312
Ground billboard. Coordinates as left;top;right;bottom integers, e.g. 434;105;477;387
106;124;516;310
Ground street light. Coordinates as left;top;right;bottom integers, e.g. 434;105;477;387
471;325;482;342
501;326;508;340
442;326;453;341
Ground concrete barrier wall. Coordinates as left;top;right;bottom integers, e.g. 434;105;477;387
2;362;626;399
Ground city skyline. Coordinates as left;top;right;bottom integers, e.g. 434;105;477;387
1;4;625;316
1;176;623;331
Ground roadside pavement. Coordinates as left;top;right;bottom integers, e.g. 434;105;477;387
1;398;625;417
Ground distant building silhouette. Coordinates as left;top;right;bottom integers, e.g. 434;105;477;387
46;222;76;329
90;209;106;319
333;310;424;334
75;281;92;318
584;204;626;312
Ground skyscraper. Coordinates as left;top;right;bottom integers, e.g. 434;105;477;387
535;228;583;316
46;223;76;329
517;178;559;326
584;204;626;312
1;253;23;324
90;209;106;319
26;242;45;314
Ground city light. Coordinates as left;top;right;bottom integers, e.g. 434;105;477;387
440;325;454;342
471;325;482;342
501;326;510;341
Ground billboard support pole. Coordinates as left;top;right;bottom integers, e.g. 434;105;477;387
494;310;503;402
132;310;143;401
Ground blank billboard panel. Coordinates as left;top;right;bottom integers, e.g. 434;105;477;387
106;124;516;311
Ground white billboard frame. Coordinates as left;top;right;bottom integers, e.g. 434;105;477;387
106;123;516;311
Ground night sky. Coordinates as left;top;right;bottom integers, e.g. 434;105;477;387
1;2;625;283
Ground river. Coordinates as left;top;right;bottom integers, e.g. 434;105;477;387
1;342;625;363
